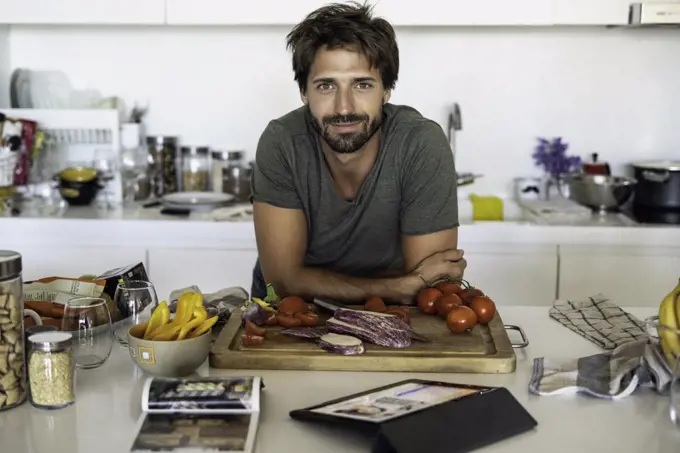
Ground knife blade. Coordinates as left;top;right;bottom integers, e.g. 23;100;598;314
312;298;431;343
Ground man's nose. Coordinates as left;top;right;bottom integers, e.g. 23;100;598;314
334;88;355;115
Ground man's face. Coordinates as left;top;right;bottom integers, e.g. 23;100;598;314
302;46;391;154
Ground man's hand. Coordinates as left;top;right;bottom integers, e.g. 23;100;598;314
412;249;467;286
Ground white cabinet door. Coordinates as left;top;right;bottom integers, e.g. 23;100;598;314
558;245;680;307
460;244;558;307
16;246;147;281
148;248;258;301
165;0;327;25
374;0;554;26
552;0;631;25
0;0;165;25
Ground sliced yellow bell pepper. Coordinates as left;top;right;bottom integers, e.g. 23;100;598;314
144;301;170;340
187;315;219;339
177;307;208;340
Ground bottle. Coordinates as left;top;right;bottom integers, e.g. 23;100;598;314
0;250;27;411
27;331;76;409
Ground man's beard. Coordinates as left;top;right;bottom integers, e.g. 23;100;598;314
309;107;383;154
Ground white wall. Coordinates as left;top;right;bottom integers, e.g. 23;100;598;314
7;25;680;195
0;26;9;108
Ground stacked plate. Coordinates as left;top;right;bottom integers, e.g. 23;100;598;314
161;191;235;212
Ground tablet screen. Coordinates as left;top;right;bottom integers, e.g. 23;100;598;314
308;381;486;424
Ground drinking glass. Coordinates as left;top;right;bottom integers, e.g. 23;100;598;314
61;297;114;369
113;280;159;345
646;315;680;427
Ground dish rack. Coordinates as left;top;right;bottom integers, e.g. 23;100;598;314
0;108;123;203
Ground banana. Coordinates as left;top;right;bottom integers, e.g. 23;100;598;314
658;278;680;366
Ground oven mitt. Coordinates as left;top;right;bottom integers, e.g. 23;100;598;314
529;337;672;399
548;294;648;350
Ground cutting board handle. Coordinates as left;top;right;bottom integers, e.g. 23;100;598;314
504;325;529;348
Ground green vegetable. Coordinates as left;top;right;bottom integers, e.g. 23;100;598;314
264;283;280;304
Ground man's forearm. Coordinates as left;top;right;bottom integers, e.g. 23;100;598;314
279;267;423;304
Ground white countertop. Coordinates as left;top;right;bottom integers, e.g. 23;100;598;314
3;203;680;249
0;306;675;453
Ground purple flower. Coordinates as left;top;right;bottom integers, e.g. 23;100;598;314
532;137;581;178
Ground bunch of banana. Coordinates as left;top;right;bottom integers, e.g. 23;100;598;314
142;292;219;341
657;278;680;366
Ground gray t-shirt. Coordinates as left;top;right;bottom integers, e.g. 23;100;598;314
249;103;458;296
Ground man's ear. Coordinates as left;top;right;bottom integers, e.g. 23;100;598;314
300;89;308;105
383;89;391;104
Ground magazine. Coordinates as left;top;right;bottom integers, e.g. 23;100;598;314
309;381;483;424
130;376;264;453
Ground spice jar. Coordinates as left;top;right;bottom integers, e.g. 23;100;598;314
181;146;210;192
147;136;180;196
0;250;28;411
28;331;76;409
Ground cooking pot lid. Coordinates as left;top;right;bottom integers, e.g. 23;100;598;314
632;160;680;171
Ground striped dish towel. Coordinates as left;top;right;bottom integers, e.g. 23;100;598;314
548;294;648;350
529;294;672;398
529;337;672;399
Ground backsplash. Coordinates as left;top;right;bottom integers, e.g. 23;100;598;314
7;25;680;196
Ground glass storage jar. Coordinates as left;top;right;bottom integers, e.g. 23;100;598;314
181;146;210;192
222;151;251;202
0;250;27;411
27;331;76;409
147;135;180;196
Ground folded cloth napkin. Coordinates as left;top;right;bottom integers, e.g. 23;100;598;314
549;293;648;350
530;294;673;399
529;337;673;399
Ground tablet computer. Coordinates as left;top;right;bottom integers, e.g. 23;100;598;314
290;379;537;453
289;379;494;428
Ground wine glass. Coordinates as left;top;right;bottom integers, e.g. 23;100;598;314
113;280;159;345
61;297;114;369
92;149;119;209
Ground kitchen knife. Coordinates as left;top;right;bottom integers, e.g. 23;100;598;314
312;298;431;343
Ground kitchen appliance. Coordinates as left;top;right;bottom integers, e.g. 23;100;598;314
629;2;680;25
582;153;610;176
630;161;680;210
561;173;636;212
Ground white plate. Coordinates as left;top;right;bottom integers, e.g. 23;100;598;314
162;191;234;206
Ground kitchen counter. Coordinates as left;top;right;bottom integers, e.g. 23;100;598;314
0;306;673;453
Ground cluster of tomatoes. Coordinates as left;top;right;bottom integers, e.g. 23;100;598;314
417;280;497;334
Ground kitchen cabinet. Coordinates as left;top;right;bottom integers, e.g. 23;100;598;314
461;244;559;306
557;245;680;308
0;0;166;25
17;246;148;282
552;0;631;25
147;248;259;300
165;0;328;25
166;0;553;26
373;0;554;26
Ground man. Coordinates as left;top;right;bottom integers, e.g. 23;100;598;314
249;1;466;304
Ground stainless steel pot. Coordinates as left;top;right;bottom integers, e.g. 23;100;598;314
631;161;680;209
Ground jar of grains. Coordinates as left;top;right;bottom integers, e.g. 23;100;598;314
0;250;28;411
28;331;76;409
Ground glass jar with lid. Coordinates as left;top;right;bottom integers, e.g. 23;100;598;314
181;146;210;192
147;136;180;196
27;331;76;409
0;250;28;411
222;151;251;202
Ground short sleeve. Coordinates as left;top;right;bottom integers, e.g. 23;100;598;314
250;121;303;209
399;121;459;235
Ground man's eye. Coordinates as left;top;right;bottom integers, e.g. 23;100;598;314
318;83;333;91
357;82;373;90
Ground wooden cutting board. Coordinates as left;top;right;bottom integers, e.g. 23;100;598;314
210;306;517;374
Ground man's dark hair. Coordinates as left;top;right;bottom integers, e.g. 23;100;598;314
285;1;399;93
